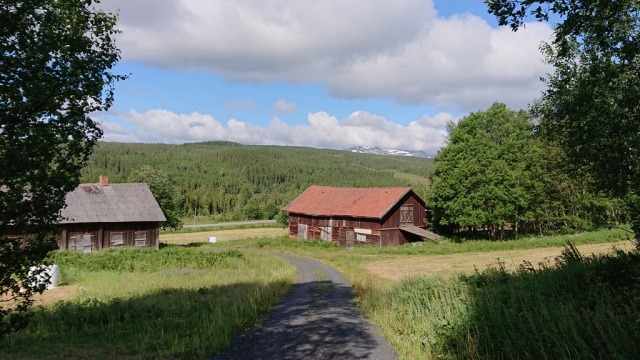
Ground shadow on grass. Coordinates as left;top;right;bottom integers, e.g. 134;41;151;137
441;244;640;359
0;281;289;360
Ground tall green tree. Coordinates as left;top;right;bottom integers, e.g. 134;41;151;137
485;0;640;233
128;165;183;230
427;103;542;239
428;103;621;238
0;0;124;336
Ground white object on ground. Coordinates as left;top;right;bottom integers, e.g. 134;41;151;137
28;264;61;289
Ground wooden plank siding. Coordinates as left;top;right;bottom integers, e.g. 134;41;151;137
380;194;428;229
57;222;161;252
287;191;431;246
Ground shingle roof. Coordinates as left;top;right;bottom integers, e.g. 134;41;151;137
60;183;166;224
282;185;417;219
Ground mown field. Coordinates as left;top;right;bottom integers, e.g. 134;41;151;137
2;227;638;359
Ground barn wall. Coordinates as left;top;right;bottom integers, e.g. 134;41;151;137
381;194;427;229
287;192;430;247
57;222;161;252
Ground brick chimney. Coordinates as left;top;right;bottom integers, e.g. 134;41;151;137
99;175;109;186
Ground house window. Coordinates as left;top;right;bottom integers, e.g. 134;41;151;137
110;232;124;248
356;233;367;242
70;233;93;253
134;231;147;247
400;205;414;227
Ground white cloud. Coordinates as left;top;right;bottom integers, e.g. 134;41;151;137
99;108;453;154
100;0;553;112
273;99;297;114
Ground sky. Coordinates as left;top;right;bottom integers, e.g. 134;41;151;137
95;0;554;155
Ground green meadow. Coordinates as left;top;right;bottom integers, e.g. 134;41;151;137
2;227;638;359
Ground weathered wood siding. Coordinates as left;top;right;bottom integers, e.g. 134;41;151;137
287;192;429;246
57;222;161;252
380;194;427;229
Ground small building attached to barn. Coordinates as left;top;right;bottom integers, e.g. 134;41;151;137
57;176;166;252
282;185;438;247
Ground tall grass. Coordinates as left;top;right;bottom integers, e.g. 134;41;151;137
367;242;640;359
0;247;296;359
208;228;637;359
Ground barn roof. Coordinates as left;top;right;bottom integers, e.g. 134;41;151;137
282;185;421;219
60;183;166;224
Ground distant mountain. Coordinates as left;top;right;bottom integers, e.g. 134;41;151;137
345;146;432;158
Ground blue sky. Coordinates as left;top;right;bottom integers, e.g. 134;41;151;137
96;0;553;155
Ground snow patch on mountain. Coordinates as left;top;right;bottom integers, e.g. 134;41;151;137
345;146;432;158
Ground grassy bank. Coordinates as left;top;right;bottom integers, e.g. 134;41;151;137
0;247;296;360
203;227;638;359
369;242;640;359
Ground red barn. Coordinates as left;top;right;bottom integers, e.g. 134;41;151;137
283;185;438;247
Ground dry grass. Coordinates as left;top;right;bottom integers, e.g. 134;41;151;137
365;241;635;280
160;227;288;245
30;285;80;307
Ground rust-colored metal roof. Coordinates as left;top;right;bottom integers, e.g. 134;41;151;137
282;185;415;219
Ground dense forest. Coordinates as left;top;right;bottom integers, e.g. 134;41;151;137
80;141;434;222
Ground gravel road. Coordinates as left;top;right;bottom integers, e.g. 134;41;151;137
209;254;397;360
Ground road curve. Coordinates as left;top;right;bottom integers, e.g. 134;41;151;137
209;254;397;360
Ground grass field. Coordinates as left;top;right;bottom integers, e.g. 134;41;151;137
3;227;637;359
200;227;638;359
0;247;296;360
160;227;288;245
365;241;634;279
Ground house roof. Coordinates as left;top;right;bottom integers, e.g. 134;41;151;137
60;183;166;224
282;185;421;219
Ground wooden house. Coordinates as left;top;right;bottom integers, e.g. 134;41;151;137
57;176;166;252
282;185;439;247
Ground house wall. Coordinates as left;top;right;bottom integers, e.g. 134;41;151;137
57;222;161;252
287;192;429;246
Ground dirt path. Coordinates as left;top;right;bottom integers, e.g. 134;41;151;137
209;254;397;360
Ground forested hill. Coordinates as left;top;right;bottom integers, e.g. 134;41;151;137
80;141;435;221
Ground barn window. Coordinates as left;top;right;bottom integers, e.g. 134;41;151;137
400;205;414;226
70;233;93;253
356;233;367;242
110;232;124;248
134;231;147;247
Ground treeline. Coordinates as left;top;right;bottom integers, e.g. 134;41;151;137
80;141;434;221
427;103;628;239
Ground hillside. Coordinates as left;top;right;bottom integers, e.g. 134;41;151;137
81;141;435;221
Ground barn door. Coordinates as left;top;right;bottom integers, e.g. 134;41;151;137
400;205;413;227
298;224;308;239
345;230;355;249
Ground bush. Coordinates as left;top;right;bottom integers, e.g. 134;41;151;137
48;247;244;272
